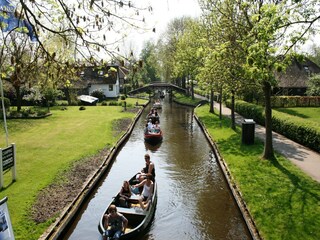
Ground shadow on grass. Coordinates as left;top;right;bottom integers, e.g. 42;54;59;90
275;108;309;119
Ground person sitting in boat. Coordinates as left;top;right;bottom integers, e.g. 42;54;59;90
103;205;128;240
144;123;150;134
140;153;155;181
119;180;132;208
133;173;154;210
153;121;160;133
147;119;154;131
147;108;155;117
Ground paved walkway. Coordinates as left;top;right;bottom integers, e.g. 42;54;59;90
211;101;320;183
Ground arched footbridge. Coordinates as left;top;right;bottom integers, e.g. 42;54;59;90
128;82;187;95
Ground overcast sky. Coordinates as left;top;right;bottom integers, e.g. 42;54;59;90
120;0;202;56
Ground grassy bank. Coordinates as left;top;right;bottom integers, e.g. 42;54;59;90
0;98;146;239
194;105;320;240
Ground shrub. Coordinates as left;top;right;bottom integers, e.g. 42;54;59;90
79;106;86;110
227;100;320;152
0;97;11;110
108;101;119;106
90;89;106;101
36;109;48;117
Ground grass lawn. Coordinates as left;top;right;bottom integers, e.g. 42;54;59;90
0;98;146;240
173;92;203;106
195;105;320;240
274;107;320;131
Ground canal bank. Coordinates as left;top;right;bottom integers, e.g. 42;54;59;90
56;97;254;240
39;105;146;240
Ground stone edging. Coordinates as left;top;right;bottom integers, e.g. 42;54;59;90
39;104;148;240
194;114;262;240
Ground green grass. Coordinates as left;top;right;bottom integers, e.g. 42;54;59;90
195;105;320;240
0;98;146;239
173;92;202;106
274;107;320;131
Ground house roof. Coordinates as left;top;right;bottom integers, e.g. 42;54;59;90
80;65;118;85
276;57;320;88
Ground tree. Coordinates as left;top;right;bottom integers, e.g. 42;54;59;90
306;74;320;96
175;19;205;100
136;41;161;84
10;0;154;62
1;33;40;111
158;17;193;85
198;0;320;160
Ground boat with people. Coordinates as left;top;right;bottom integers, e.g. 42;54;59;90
147;107;160;124
98;173;157;239
144;129;163;144
153;100;162;109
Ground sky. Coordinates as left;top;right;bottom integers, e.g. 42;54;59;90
121;0;202;56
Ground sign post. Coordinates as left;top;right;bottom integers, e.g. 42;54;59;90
0;144;16;189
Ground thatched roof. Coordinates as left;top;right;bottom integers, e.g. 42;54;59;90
276;57;320;88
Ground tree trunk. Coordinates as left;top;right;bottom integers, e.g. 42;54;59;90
231;90;235;130
15;86;22;112
65;87;71;105
219;87;222;120
209;88;214;113
262;81;275;160
191;79;194;100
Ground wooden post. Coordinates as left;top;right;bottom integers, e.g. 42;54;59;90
12;143;16;181
0;147;3;189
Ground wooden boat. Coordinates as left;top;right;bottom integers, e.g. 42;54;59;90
144;129;163;144
152;101;162;109
98;173;157;239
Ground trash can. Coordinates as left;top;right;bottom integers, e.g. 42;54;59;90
242;119;255;145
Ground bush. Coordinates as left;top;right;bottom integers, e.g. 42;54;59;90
227;100;320;152
108;101;119;106
79;106;86;110
90;89;106;101
36;109;48;117
0;97;11;110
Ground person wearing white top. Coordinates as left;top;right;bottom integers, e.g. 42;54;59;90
133;173;154;210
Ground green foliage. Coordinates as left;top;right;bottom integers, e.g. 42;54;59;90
271;96;320;107
90;89;106;101
0;97;11;109
195;105;320;240
226;100;320;152
108;101;120;106
79;106;86;110
306;74;320;96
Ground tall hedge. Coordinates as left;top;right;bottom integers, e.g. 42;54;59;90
226;100;320;152
271;96;320;107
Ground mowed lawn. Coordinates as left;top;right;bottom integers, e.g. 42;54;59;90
0;102;142;239
195;105;320;240
273;107;320;131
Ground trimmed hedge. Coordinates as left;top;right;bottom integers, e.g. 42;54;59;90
226;100;320;152
271;96;320;107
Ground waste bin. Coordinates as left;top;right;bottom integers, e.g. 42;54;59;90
242;119;255;145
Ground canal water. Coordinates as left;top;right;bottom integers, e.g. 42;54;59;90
63;97;252;240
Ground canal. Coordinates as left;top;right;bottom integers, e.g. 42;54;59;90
63;97;252;240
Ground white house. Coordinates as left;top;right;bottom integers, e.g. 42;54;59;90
80;65;120;98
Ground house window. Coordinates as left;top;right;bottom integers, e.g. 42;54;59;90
109;85;113;91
